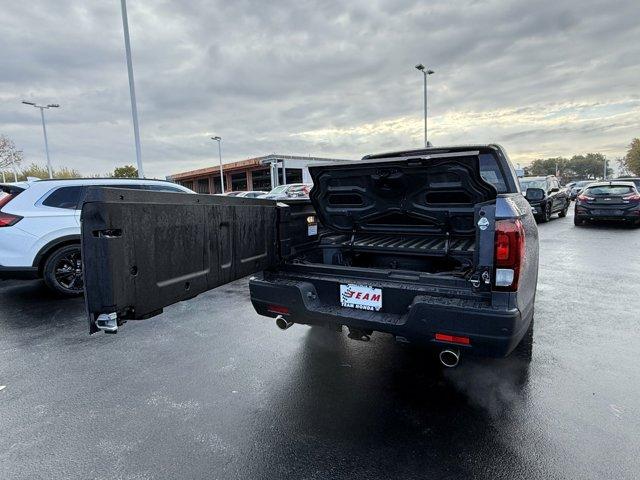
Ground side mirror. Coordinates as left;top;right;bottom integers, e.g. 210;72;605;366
525;188;545;201
550;187;560;193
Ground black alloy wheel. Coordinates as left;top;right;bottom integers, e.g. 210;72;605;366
43;245;84;296
539;203;552;223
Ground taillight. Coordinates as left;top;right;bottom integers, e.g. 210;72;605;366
494;219;525;291
0;212;22;227
0;194;22;227
622;193;640;201
577;194;594;202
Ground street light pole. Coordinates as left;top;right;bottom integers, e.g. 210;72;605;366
120;0;144;178
415;64;434;147
211;136;224;193
39;107;52;178
22;101;59;178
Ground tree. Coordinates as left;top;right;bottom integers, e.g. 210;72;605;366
525;157;570;182
0;135;24;181
14;163;81;181
624;138;640;176
567;153;612;180
525;153;613;182
113;165;138;178
616;157;630;177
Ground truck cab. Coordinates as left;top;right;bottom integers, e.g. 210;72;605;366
81;145;539;366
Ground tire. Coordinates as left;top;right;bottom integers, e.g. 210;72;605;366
574;215;584;226
539;203;552;223
513;317;534;362
558;201;569;218
42;244;84;296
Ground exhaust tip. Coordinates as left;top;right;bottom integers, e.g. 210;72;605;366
439;349;460;368
275;315;293;330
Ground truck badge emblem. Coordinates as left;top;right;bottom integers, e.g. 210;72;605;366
478;217;489;230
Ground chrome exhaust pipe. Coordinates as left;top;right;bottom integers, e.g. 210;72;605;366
439;349;460;368
275;315;293;330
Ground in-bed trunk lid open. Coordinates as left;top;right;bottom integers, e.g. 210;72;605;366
308;149;498;236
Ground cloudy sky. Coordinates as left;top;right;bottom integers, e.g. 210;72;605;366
1;0;638;178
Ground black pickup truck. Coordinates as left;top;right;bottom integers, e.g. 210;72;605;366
81;145;539;367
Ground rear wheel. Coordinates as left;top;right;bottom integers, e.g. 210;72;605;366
574;216;585;226
558;201;569;218
43;244;84;296
513;318;534;362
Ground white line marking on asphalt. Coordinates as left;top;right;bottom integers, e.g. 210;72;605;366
0;385;6;391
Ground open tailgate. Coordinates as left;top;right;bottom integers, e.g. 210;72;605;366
81;187;281;333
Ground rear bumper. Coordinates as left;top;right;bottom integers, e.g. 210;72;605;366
0;266;39;280
575;207;640;222
249;276;531;358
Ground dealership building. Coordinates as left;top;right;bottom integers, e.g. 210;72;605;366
168;154;352;194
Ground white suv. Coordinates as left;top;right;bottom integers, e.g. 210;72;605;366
0;178;194;295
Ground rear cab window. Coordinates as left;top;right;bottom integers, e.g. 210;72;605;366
478;153;508;193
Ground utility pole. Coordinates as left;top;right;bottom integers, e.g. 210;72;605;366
415;64;435;147
120;0;144;177
22;101;59;178
211;136;224;192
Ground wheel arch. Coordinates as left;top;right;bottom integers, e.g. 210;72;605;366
33;235;81;275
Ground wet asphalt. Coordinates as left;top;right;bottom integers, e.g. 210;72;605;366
1;207;639;480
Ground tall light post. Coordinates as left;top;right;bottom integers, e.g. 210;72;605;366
22;101;59;178
415;64;434;147
120;0;144;178
211;136;224;193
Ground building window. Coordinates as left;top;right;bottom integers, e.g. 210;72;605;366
279;167;302;184
230;172;247;191
196;178;210;194
252;168;271;191
181;181;194;190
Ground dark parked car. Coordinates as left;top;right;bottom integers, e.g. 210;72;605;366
569;180;593;200
80;145;539;367
574;181;640;226
519;175;570;222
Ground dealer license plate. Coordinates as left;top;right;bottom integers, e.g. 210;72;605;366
339;284;382;311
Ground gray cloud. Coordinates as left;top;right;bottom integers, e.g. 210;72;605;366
1;0;638;177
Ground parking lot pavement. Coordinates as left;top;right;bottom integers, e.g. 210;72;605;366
1;208;640;480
